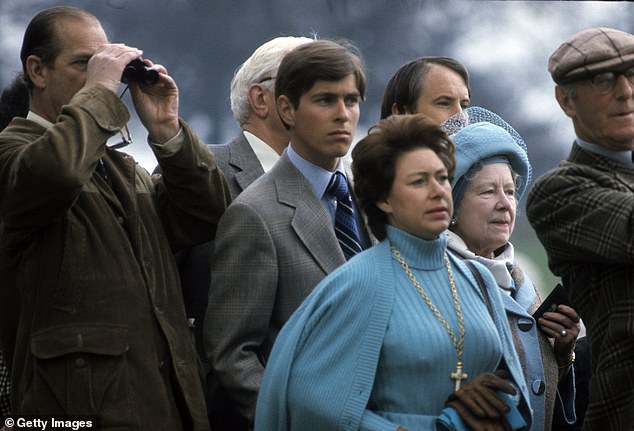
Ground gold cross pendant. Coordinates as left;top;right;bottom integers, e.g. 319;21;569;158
450;362;468;391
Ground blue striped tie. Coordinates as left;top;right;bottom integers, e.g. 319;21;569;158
327;172;362;260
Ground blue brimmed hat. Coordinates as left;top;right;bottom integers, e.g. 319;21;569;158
450;119;531;210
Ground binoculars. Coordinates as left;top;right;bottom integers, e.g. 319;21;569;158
121;59;159;86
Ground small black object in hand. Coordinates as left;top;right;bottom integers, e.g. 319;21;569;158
121;59;159;86
532;283;571;320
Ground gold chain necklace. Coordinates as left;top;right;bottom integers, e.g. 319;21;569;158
390;245;468;391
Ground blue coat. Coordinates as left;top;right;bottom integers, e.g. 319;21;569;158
446;232;576;431
255;232;532;430
501;274;576;430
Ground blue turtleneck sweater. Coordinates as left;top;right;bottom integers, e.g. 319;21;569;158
255;225;532;431
369;226;503;424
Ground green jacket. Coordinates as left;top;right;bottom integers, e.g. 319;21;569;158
0;85;229;430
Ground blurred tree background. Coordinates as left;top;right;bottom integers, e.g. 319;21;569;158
2;0;633;294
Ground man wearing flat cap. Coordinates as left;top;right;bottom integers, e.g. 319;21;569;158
527;27;634;430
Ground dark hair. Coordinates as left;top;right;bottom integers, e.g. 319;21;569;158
0;6;97;129
380;56;470;119
0;75;30;130
275;39;367;110
20;6;97;89
352;114;455;241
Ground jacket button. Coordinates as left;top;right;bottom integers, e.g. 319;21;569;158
74;357;87;368
517;317;533;332
532;379;545;395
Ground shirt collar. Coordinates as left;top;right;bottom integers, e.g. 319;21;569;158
27;111;54;129
243;130;281;173
286;143;345;199
575;137;634;169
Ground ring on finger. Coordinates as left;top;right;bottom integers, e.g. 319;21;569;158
559;329;567;337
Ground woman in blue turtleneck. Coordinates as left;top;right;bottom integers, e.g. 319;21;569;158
254;114;533;431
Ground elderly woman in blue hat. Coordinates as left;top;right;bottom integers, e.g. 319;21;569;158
448;115;579;431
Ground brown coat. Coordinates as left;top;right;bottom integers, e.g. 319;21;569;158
0;85;229;430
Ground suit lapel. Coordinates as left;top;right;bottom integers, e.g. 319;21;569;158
234;166;263;193
273;155;346;274
229;134;265;193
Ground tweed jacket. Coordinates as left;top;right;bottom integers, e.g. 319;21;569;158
527;142;634;430
0;351;9;420
204;152;370;424
0;85;230;430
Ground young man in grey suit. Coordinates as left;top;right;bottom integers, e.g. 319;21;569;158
204;39;372;427
175;36;311;431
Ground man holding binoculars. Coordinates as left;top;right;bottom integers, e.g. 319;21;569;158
0;5;229;430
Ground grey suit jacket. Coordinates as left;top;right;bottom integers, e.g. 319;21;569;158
178;134;262;351
211;133;265;198
190;133;268;430
204;153;359;423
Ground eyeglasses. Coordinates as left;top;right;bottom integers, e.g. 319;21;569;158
588;67;634;94
258;76;276;84
108;123;133;149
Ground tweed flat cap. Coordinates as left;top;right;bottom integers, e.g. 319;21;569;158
549;27;634;84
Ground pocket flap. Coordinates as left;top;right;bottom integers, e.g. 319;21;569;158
31;324;130;359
